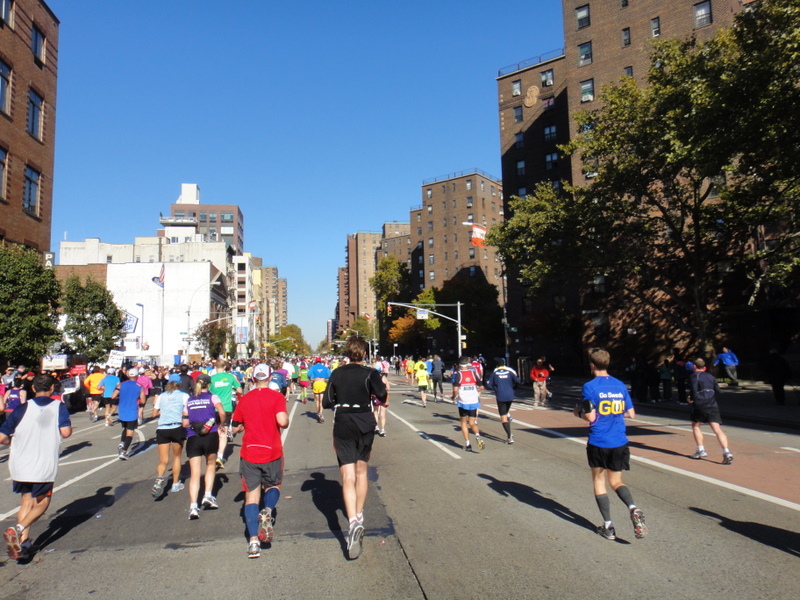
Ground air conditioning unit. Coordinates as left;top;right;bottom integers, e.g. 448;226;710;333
545;78;554;86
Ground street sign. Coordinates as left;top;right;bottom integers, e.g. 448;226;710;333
416;309;429;320
460;334;467;340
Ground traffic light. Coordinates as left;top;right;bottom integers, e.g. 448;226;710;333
387;305;393;316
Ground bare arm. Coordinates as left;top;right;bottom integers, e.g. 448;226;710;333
60;426;72;439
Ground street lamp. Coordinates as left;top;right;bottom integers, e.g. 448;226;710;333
135;303;145;355
186;281;222;354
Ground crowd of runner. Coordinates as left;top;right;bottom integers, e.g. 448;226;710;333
0;343;737;562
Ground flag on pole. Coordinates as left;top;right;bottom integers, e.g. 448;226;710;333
470;225;487;247
152;264;165;288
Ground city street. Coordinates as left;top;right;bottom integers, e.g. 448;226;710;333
1;374;798;600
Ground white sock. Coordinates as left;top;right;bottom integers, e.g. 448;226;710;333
604;520;613;528
697;445;705;452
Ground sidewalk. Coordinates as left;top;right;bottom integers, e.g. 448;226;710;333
541;377;800;431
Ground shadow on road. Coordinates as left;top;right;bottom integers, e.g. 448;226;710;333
690;507;800;558
33;486;116;550
477;473;597;534
300;471;346;550
59;440;93;459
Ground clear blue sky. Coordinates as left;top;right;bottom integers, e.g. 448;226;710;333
48;0;565;347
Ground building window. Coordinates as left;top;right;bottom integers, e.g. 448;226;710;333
416;227;423;236
443;234;448;244
593;275;607;294
545;153;558;170
469;247;475;259
580;79;594;103
0;60;10;115
106;255;112;264
466;179;473;190
578;41;593;66
418;255;423;265
651;17;661;37
515;133;524;148
23;166;39;214
518;187;527;196
0;147;6;200
480;180;485;191
454;250;459;260
576;4;590;29
695;1;712;28
428;254;435;265
513;106;523;123
511;80;521;96
469;266;476;277
466;196;473;208
426;188;432;199
544;125;557;142
491;186;496;196
541;69;554;87
542;97;555;111
453;233;458;243
622;27;631;47
429;271;435;281
31;24;45;63
428;237;434;248
0;0;13;25
221;212;234;222
624;66;634;77
467;214;473;223
27;89;43;139
516;160;526;176
427;221;434;232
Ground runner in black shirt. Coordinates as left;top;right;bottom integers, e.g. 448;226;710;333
323;336;387;560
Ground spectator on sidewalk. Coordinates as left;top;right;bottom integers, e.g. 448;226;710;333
764;349;792;405
658;359;673;402
713;347;740;386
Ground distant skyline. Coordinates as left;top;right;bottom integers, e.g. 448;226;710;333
48;0;565;346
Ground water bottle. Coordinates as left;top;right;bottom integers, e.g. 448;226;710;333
201;417;215;435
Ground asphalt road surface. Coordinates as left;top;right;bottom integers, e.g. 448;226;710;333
1;374;798;600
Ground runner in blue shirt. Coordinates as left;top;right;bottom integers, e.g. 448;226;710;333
573;348;647;541
485;358;519;444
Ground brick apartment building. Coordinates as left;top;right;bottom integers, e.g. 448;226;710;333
0;0;59;252
496;0;753;364
169;183;245;253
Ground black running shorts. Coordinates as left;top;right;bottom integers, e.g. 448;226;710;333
186;432;220;458
458;407;478;418
496;401;512;416
690;406;722;424
156;426;186;445
586;443;630;471
240;456;284;492
333;412;376;466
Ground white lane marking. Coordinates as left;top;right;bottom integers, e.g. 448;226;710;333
479;411;800;512
59;454;120;466
780;447;800;453
388;409;462;459
281;399;301;444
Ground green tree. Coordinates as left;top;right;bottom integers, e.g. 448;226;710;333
273;324;311;356
61;275;126;363
370;255;412;351
194;319;227;359
0;245;61;365
488;1;800;354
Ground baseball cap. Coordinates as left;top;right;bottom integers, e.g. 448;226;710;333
107;368;116;374
253;364;271;380
138;367;146;374
127;368;139;378
197;373;212;385
168;373;181;383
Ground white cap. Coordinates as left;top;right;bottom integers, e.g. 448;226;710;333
107;368;115;374
127;368;139;378
253;364;271;380
138;367;146;374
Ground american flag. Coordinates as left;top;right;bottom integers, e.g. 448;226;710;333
151;264;165;288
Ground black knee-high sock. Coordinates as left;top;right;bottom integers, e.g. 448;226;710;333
615;485;635;508
122;434;133;451
595;494;612;522
502;421;511;436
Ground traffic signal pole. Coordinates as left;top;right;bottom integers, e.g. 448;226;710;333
387;301;464;358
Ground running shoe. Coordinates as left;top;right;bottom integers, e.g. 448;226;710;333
106;420;114;427
476;436;485;451
630;508;648;539
507;435;515;444
138;417;143;426
90;413;98;422
258;508;274;543
227;428;234;442
464;444;473;452
18;540;34;561
152;476;167;498
4;526;22;559
189;507;200;520
422;401;427;408
118;450;128;461
317;413;325;423
596;525;616;541
374;425;380;433
201;495;219;509
248;540;261;558
170;482;185;493
691;449;708;459
215;457;225;470
723;453;734;465
347;521;365;560
379;429;386;437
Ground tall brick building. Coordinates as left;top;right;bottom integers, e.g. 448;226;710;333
496;0;753;363
0;0;59;252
